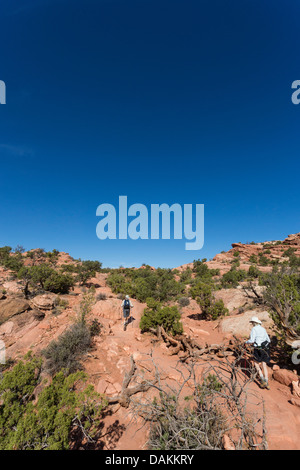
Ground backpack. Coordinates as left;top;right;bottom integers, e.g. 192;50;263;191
124;299;130;311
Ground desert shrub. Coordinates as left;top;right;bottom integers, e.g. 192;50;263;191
18;264;74;294
0;357;107;450
77;290;96;324
107;267;185;303
46;249;60;264
42;323;92;376
261;269;300;337
0;246;13;268
44;272;74;294
177;297;190;307
147;389;225;450
52;296;69;316
189;282;228;320
192;259;219;281
208;299;228;320
75;260;102;286
135;349;266;450
258;254;269;266
140;302;183;336
249;254;257;264
221;268;247;288
248;265;260;279
283;247;296;258
179;268;193;284
89;319;103;337
231;260;240;268
289;255;300;268
96;292;107;301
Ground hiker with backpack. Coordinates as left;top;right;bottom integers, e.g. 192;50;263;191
121;295;133;331
245;316;271;389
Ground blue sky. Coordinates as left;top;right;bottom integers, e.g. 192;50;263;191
0;0;299;268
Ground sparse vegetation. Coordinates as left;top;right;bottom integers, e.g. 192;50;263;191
177;296;190;307
140;299;183;336
221;268;247;288
42;322;92;376
261;267;300;338
0;356;107;450
189;281;228;320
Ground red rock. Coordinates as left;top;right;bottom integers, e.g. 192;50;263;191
292;380;300;398
96;379;109;394
289;398;300;408
223;434;235;450
273;369;298;387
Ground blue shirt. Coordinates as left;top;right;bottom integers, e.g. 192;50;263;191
246;324;270;347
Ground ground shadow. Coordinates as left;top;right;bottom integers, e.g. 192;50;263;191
187;313;204;321
69;409;126;450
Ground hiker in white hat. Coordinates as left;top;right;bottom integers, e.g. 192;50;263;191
245;316;271;389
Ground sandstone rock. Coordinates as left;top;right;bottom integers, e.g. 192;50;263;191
31;308;46;321
273;369;298;388
112;382;122;393
92;298;122;321
220;310;273;337
214;288;248;312
188;326;210;337
223;434;235;450
31;293;57;310
105;383;118;395
0;321;14;335
96;379;109;394
2;281;23;295
292;380;300;398
273;365;280;371
289;397;300;408
0;298;30;324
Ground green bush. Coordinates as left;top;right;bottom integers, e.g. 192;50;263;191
44;272;74;294
0;357;107;450
140;302;183;336
248;265;260;279
221;268;247;288
208;299;228;320
189;281;228;319
258;254;269;266
262;269;300;336
75;260;102;286
249;254;257;264
107;267;185;303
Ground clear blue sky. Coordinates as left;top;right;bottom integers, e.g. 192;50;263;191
0;0;299;268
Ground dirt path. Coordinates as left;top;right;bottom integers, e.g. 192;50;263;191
3;271;300;450
88;277;300;450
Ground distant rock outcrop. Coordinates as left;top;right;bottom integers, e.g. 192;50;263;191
0;298;30;324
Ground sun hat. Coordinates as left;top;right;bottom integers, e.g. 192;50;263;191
125;295;129;299
250;316;262;325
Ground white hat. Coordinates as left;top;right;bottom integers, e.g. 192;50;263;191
250;316;262;325
125;295;129;299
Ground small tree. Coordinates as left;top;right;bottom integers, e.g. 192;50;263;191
75;260;102;286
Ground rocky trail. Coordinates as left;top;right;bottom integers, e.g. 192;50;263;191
1;234;300;449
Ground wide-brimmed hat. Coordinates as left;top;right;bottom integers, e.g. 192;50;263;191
250;316;262;325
